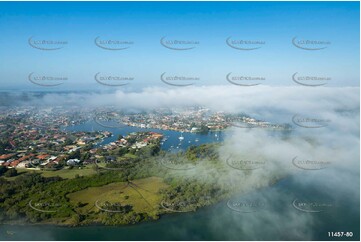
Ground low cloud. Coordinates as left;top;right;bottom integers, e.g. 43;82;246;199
1;85;359;240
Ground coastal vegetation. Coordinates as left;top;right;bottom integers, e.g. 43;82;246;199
0;143;242;226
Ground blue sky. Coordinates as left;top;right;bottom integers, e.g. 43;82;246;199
0;1;359;91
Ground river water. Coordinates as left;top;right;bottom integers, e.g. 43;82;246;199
63;120;224;151
0;122;358;240
1;174;358;240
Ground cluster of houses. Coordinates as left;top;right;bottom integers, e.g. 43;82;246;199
130;132;163;149
0;131;163;170
0;152;83;169
98;132;163;151
0;153;59;169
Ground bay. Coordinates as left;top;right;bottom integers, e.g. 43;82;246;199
63;120;224;151
0;122;358;240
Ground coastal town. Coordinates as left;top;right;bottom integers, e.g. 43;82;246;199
0;106;290;173
95;106;291;132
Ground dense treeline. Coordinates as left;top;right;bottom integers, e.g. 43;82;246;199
0;143;238;226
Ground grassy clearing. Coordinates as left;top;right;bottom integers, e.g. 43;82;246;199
67;177;168;215
14;165;97;179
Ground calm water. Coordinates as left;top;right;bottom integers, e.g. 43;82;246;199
63;120;224;151
0;122;358;240
0;174;359;241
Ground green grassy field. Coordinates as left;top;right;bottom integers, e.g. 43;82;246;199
67;177;168;215
14;165;97;179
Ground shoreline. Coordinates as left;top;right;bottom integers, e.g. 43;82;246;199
0;175;291;229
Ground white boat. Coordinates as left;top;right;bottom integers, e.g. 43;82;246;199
178;132;184;141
